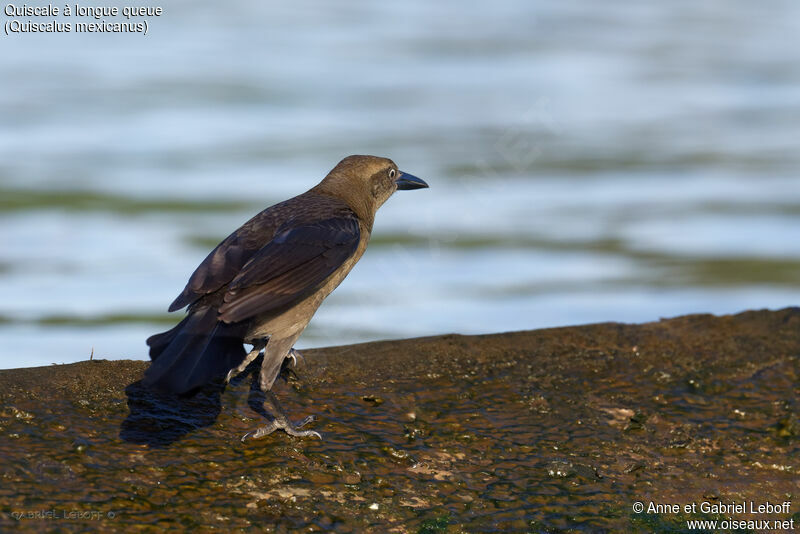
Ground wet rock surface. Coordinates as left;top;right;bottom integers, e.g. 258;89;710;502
1;308;799;532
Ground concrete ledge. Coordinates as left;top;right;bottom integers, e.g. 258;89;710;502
2;308;799;531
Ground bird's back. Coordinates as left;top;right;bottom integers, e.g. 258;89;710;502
170;191;356;313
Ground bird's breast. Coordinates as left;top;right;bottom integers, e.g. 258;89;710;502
244;228;371;342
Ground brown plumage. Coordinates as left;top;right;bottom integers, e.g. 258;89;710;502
143;155;428;439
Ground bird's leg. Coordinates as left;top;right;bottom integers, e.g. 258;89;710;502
241;336;320;440
241;390;321;441
225;339;266;384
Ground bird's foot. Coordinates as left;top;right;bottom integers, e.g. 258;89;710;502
225;341;266;384
242;414;320;441
242;390;321;441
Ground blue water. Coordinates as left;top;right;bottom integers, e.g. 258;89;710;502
1;1;799;368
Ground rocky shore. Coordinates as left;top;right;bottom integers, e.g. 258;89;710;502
1;308;799;532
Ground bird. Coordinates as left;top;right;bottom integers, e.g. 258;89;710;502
143;155;428;440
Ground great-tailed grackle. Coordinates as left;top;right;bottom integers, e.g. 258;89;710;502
143;155;428;439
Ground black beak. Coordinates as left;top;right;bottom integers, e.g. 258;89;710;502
395;171;429;190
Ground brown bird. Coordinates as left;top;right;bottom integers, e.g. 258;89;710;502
143;155;428;439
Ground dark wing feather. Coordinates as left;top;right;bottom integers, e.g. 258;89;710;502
168;199;299;312
217;216;361;323
168;237;250;311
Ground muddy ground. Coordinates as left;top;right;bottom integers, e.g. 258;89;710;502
1;308;799;532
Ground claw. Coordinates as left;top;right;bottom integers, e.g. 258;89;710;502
242;391;321;441
224;368;237;384
287;348;305;368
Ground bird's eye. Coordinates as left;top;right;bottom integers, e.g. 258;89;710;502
388;169;396;179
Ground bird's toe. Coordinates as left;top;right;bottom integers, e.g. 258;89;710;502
241;417;322;441
241;423;277;442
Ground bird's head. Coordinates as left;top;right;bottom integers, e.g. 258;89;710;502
315;155;428;227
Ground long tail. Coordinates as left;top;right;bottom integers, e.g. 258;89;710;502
144;307;246;395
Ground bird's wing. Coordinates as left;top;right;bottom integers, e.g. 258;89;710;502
168;213;276;312
216;215;361;323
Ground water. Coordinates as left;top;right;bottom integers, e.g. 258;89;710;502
1;1;799;368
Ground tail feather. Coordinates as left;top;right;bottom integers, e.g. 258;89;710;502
144;308;246;395
146;317;188;361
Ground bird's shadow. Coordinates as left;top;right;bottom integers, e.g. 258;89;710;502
119;355;294;447
119;379;226;447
